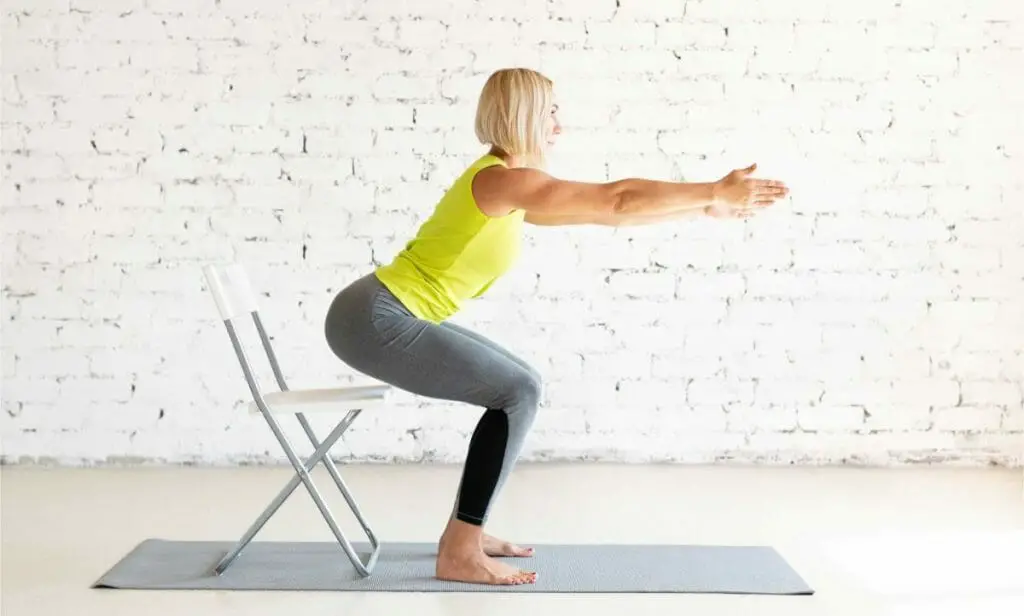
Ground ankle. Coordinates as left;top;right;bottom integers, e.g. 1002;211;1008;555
439;518;484;552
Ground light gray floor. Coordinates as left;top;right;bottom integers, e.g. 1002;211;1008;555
3;463;1024;615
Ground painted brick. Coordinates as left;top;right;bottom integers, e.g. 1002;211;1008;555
1;0;1020;468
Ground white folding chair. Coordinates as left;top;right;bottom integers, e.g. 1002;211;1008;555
202;262;391;578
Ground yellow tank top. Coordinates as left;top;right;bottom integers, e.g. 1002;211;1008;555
373;154;525;323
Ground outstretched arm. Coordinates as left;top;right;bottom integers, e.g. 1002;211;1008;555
474;163;788;226
524;206;707;227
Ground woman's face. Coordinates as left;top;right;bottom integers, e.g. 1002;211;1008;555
542;101;562;151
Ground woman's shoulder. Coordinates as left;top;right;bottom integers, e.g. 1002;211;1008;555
447;153;509;195
428;155;511;219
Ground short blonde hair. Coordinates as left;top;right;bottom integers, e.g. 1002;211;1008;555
474;68;553;165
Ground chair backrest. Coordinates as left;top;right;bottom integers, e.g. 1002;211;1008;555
203;262;290;400
203;263;258;321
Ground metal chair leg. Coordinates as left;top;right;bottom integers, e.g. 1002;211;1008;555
213;408;380;578
296;411;381;576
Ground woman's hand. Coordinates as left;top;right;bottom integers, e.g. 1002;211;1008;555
706;163;789;219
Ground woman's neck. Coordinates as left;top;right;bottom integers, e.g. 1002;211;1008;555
488;147;542;170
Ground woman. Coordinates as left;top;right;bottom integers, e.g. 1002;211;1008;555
324;68;789;586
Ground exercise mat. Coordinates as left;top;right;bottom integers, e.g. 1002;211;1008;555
94;539;814;594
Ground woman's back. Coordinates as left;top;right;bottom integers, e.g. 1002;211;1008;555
373;153;526;324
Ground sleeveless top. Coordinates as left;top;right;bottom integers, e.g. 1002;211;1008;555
373;154;526;323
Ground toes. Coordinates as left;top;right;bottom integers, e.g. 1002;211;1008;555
505;570;536;585
504;543;534;557
483;536;534;558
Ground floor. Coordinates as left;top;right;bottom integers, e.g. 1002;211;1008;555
2;463;1023;616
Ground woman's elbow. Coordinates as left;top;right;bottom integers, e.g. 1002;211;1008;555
605;180;631;218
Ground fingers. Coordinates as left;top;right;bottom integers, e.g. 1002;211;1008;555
747;191;785;207
749;178;788;190
748;192;786;204
746;179;789;200
752;186;788;195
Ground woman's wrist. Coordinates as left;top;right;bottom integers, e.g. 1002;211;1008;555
709;179;726;208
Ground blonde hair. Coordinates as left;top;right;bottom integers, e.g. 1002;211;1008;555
474;68;553;167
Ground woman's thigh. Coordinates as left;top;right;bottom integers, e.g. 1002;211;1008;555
439;320;542;383
331;312;530;411
326;275;539;410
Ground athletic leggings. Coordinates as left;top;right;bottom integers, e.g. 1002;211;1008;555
324;272;541;526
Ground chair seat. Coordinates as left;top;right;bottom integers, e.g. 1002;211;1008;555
251;384;392;415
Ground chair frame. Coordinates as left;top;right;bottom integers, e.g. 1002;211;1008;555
203;264;382;578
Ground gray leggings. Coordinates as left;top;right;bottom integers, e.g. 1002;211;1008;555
324;272;541;526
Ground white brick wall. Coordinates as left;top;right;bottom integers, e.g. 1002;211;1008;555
2;0;1022;467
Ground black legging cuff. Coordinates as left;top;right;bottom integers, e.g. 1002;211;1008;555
455;408;509;525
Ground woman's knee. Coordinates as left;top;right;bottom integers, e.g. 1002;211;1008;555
504;365;543;411
526;362;544;393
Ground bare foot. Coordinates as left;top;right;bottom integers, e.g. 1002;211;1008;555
436;546;536;586
483;533;534;557
437;519;536;585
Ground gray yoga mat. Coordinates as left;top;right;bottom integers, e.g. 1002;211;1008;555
93;539;813;594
